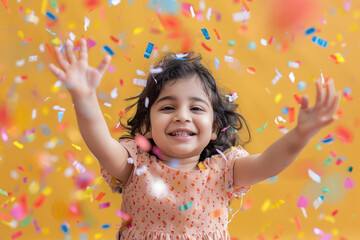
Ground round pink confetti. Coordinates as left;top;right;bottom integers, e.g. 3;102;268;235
297;195;309;208
134;134;152;152
344;177;354;189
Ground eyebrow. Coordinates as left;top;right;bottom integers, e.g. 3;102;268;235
155;95;210;107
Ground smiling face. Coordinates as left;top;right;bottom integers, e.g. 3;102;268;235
148;75;218;163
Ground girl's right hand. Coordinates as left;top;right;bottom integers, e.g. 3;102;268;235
48;38;111;100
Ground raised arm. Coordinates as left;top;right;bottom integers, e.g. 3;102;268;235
233;79;341;187
48;39;133;184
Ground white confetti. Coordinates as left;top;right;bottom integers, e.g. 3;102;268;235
39;43;45;52
190;5;195;18
224;56;233;63
84;16;90;31
233;11;250;22
225;92;238;103
149;67;163;74
260;38;268;46
136;165;147;176
104;102;111;107
206;7;212;20
110;88;118;99
111;0;121;6
288;61;300;68
274;116;286;125
69;32;76;41
29;55;38;62
176;53;188;58
133;78;147;87
31;109;37;119
289;72;295;83
313;196;324;210
136;69;146;76
16;59;25;67
308;169;321;183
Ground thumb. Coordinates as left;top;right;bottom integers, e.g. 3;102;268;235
300;95;309;110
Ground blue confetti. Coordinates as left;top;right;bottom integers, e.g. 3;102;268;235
80;233;88;240
103;45;114;56
215;57;220;70
297;81;307;91
58;112;64;123
282;107;289;114
61;224;68;234
101;224;111;229
46;11;57;21
144;42;154;59
312;36;328;48
344;87;351;95
320;137;334;144
201;28;210;40
45;27;56;35
305;27;316;35
171;55;186;60
248;41;257;50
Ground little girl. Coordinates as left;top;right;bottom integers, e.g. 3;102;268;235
48;38;340;239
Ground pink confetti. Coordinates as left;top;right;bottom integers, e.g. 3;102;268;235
0;74;5;83
107;65;116;73
1;127;8;142
11;231;22;239
99;202;110;209
329;151;336;158
134;134;152;152
344;177;354;189
296;195;309;208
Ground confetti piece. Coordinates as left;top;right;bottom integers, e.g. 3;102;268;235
103;45;114;56
201;28;210;40
233;10;250;22
305;27;316;35
288;107;295;123
84;16;90;31
308;169;321;183
336;125;353;143
213;28;221;40
344;177;354;189
297;195;309;208
256;121;268;133
72;143;82;150
312;36;328;48
13;141;24;149
215;57;220;70
211;207;227;218
11;231;22;239
61;224;69;233
133;78;147;87
95;192;106;201
45;11;57;21
73;160;86;173
329;53;345;64
294;216;302;231
261;199;271;212
33;194;46;208
144;42;154;59
99;202;110;209
313;196;324;209
101;224;110;229
1;127;8;142
0;188;8;196
289;72;295;83
247;67;256;74
201;42;212;52
179;201;193;211
0;212;11;221
134;134;152;152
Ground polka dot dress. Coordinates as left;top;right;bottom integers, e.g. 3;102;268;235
101;139;250;240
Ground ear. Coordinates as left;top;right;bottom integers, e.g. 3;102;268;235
211;123;219;140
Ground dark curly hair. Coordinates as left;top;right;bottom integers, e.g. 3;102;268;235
120;51;251;161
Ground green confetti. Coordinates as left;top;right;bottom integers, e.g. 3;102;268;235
256;121;268;133
315;144;322;150
179;201;193;211
0;188;8;196
323;157;332;167
322;187;329;193
20;217;33;227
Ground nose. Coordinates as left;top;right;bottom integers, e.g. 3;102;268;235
173;107;191;123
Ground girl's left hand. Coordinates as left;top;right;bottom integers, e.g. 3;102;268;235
296;79;341;139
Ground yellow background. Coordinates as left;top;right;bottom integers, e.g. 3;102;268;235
0;0;359;239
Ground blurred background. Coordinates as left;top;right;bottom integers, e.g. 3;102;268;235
0;0;359;239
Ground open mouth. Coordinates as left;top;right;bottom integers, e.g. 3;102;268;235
169;131;196;137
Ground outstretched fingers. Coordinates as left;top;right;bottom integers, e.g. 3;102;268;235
324;79;335;107
65;39;77;64
314;79;323;108
48;63;66;82
54;46;70;70
97;55;111;75
79;38;88;61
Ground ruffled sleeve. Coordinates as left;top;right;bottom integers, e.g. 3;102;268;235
100;138;142;193
223;146;251;200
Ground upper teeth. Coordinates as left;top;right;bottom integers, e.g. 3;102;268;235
170;131;193;136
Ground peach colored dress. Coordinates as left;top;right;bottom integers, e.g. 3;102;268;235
101;139;250;240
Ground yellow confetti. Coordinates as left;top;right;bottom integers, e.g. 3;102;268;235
332;228;339;236
42;106;49;116
133;27;144;35
28;181;40;194
51;37;61;46
41;0;48;14
104;113;112;120
275;93;282;103
261;199;271;212
17;30;24;39
41;227;50;235
270;199;285;209
94;233;103;239
336;33;343;41
68;21;76;29
85;155;94;164
349;22;359;32
324;215;335;223
42;186;52;196
13;141;24;149
198;162;207;169
72;143;82;150
334;53;345;63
